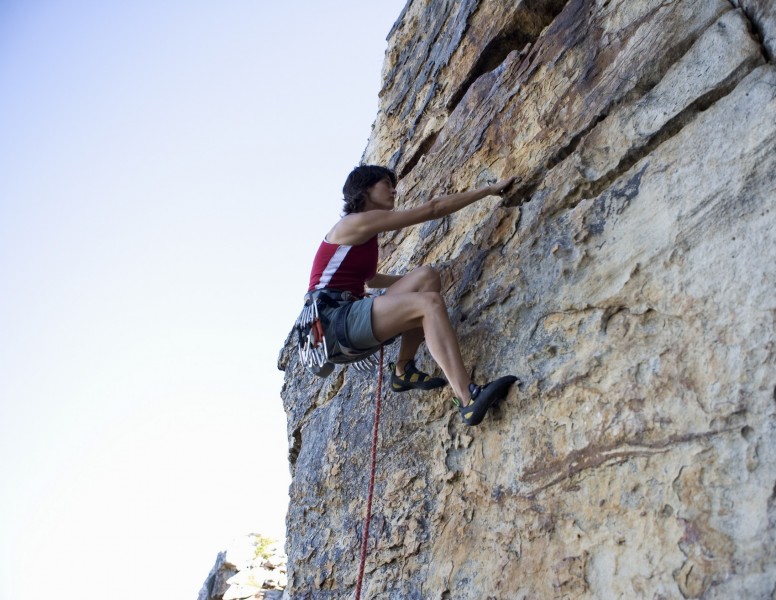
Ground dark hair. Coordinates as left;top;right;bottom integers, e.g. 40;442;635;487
342;165;397;214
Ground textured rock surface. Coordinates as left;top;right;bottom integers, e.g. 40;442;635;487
198;535;286;600
279;0;776;598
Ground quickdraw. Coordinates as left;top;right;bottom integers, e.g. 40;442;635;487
295;295;329;370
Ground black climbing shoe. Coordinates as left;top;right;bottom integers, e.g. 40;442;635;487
455;376;518;426
390;360;447;392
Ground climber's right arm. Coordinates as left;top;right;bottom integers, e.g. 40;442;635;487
335;177;516;244
424;177;516;222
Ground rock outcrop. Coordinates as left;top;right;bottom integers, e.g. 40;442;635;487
279;0;776;598
198;535;286;600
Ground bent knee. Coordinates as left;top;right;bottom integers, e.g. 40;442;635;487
414;265;441;292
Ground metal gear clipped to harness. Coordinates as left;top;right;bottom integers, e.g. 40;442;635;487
294;292;388;377
295;295;329;370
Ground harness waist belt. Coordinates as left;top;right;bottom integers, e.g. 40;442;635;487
307;288;361;303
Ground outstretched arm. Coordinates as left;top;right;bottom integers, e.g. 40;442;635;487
334;177;516;245
424;177;516;221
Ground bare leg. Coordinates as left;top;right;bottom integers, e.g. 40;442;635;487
383;266;440;374
371;267;471;402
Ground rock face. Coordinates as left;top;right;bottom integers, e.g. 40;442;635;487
278;0;776;598
198;535;286;600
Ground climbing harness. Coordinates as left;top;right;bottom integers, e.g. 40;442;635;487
355;345;384;600
294;289;386;377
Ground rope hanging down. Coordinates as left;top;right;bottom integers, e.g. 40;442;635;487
355;345;384;600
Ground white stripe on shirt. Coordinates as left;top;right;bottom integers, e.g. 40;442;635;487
316;244;352;289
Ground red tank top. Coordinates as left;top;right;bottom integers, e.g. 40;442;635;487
308;236;378;298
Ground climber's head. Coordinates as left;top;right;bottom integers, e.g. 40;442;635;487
342;165;397;214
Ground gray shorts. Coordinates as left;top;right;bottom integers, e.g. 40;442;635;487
313;291;380;355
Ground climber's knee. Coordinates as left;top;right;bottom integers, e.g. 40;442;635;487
403;265;441;292
416;265;441;292
386;265;441;295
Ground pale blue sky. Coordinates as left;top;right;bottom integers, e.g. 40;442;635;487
0;1;406;598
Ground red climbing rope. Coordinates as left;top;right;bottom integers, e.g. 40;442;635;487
355;345;384;600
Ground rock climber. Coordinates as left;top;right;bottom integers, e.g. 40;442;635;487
306;164;518;425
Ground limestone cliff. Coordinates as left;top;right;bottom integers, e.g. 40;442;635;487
278;0;776;598
198;535;286;600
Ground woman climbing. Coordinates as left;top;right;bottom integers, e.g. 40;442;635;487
305;164;518;425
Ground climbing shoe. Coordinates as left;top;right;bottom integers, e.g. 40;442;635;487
455;376;518;426
390;360;447;392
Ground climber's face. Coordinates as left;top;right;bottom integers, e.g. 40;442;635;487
363;178;396;211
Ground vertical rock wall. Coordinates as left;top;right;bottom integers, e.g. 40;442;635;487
279;0;776;598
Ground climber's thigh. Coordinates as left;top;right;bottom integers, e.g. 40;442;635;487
371;291;442;342
385;265;441;296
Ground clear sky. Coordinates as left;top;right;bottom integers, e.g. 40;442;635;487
0;1;406;598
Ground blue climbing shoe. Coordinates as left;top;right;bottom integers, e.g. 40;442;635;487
455;376;518;426
390;360;447;392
